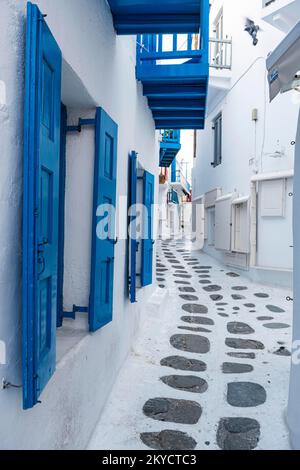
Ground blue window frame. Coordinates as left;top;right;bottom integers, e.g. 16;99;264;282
23;2;62;409
141;171;155;287
89;108;118;332
129;151;138;303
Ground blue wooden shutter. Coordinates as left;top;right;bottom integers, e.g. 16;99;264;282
23;2;62;409
129;151;137;303
89;108;118;332
141;171;155;287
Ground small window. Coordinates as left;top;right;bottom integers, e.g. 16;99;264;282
212;113;222;167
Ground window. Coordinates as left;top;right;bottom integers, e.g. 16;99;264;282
214;9;224;67
212;113;222;167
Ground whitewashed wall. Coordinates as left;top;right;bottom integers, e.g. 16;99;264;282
193;0;298;283
0;0;158;449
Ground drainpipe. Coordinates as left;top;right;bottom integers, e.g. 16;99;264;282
249;182;257;267
287;108;300;450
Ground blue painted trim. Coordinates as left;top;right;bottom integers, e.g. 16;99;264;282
23;2;62;409
89;108;118;332
108;0;202;34
57;104;67;328
129;151;138;303
141;171;155;287
23;1;38;410
63;305;88;320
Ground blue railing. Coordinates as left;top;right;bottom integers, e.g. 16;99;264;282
161;129;181;144
135;0;209;129
137;33;203;64
171;162;191;194
168;189;179;205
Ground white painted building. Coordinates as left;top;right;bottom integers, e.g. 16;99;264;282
159;157;192;238
192;0;299;287
0;0;160;450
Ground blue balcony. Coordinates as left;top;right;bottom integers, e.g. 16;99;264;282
160;130;181;167
136;1;209;129
167;189;180;205
171;160;191;196
107;1;203;35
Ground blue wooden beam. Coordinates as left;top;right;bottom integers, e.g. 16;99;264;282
107;1;202;34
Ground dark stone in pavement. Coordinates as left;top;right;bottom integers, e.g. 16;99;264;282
232;294;246;300
178;326;212;333
217;417;260;450
263;323;290;329
181;316;214;326
257;316;273;321
226;272;240;277
160;356;207;373
203;285;222;292
227;322;255;335
161;375;208;394
227;352;256;359
170;334;210;354
274;347;291;356
140;430;197;451
227;382;266;407
232;286;248;291
226;338;264;350
222;363;254;374
266;305;285;313
182;304;208;314
180;295;199;301
175;281;191;285
254;293;269;298
218;313;229;318
173;274;192;279
143;398;202;424
245;303;256;308
199;280;212;284
210;295;223;302
179;287;196;293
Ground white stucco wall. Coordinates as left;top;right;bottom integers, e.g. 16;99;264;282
0;0;158;449
193;0;298;280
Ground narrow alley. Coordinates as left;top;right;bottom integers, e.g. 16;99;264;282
89;238;292;451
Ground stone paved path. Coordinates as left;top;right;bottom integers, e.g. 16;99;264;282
89;239;292;450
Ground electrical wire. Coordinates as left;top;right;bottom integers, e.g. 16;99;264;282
207;56;266;118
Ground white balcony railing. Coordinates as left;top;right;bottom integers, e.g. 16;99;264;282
209;38;232;70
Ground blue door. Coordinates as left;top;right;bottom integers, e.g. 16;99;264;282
23;2;62;409
141;171;155;287
129;151;137;303
89;108;118;332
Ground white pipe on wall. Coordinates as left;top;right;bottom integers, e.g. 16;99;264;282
287;109;300;450
251;169;294;182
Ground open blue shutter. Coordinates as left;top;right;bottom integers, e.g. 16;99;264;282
23;2;62;409
89;108;118;332
141;171;155;287
129;151;137;303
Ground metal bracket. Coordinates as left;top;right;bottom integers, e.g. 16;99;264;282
67;118;96;133
63;305;88;320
